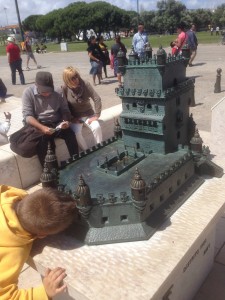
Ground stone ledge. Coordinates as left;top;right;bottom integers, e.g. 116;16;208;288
0;104;122;189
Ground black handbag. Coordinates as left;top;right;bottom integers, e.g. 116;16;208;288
9;124;43;158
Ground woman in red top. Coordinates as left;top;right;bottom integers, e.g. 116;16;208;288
6;37;25;85
176;23;188;55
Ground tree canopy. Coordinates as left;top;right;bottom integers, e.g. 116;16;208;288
21;0;225;41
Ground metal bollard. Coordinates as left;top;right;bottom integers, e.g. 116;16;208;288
214;68;222;93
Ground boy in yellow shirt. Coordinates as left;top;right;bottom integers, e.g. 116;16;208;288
0;185;77;300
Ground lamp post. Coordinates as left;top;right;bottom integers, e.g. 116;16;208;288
3;7;8;26
137;0;139;23
14;0;24;41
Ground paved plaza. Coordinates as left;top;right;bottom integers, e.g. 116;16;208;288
1;43;225;299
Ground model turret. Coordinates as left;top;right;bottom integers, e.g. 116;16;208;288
75;175;92;207
130;168;146;201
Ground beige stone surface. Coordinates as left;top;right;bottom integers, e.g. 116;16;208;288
29;176;225;300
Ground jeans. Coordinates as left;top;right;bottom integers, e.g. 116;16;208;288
9;59;25;85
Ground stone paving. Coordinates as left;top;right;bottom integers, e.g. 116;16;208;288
1;44;225;299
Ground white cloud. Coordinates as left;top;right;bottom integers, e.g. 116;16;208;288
0;0;224;26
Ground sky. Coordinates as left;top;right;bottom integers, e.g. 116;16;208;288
0;0;224;26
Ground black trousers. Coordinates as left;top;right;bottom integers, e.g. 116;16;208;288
9;59;25;85
37;127;78;166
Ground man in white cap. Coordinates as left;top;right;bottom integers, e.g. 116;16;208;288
6;37;25;85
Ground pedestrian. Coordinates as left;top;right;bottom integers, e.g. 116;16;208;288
187;24;198;67
87;36;104;86
216;26;220;36
60;66;103;151
24;36;41;70
111;35;127;87
6;37;25;85
97;36;110;78
132;22;149;60
0;78;7;102
0;184;78;300
176;22;188;55
211;27;214;36
0;112;11;146
21;71;79;165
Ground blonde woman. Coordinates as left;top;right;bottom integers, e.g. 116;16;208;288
60;66;103;151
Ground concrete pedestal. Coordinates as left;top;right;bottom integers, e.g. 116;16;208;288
29;176;225;300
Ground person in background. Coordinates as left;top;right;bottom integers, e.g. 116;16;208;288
22;71;78;166
216;26;220;36
35;43;41;53
210;27;214;36
20;41;26;54
87;36;104;86
176;22;188;55
24;36;41;70
61;66;102;151
0;184;78;300
0;78;7;102
0;112;11;146
97;36;109;78
132;22;149;60
111;35;127;87
40;43;47;53
170;39;178;56
187;24;198;67
6;37;25;85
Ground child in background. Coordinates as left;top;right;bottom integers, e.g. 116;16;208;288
0;112;11;146
170;39;178;56
0;185;78;300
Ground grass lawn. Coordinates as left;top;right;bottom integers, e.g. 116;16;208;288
0;31;223;56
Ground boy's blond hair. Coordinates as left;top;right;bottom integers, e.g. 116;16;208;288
15;188;77;235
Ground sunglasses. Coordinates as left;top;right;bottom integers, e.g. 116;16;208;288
71;75;78;80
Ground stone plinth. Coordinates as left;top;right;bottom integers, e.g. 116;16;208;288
211;97;225;169
30;176;225;300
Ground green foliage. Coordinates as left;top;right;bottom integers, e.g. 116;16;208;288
17;0;225;41
22;15;43;32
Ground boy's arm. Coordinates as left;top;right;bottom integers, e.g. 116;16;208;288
0;120;10;135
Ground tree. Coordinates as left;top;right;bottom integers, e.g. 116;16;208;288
212;4;225;28
22;15;43;32
36;9;63;42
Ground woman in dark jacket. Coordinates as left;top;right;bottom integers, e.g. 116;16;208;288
87;36;105;86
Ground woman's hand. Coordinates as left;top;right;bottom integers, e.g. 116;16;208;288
43;267;67;298
86;116;98;125
58;121;70;129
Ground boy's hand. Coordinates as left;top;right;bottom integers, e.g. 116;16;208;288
4;112;11;120
43;267;67;298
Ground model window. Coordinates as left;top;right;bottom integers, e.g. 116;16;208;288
120;215;128;222
160;195;164;202
102;217;108;224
